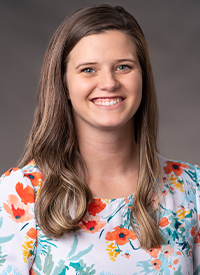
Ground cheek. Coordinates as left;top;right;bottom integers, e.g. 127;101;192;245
128;75;143;112
128;74;143;97
67;75;93;99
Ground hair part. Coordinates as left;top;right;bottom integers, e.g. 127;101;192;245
19;4;163;249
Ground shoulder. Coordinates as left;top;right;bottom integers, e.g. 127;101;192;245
159;155;199;181
0;160;44;202
159;155;200;204
0;161;42;270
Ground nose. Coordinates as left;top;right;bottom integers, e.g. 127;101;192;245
98;70;119;91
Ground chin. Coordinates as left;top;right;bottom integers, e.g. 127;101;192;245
95;121;130;131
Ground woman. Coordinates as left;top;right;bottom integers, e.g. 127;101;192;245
0;4;199;274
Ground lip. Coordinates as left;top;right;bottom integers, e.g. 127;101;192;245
90;96;125;108
91;96;124;100
91;96;125;102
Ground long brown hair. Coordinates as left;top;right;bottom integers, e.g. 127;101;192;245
20;4;163;248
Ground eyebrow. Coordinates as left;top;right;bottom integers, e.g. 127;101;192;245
75;59;137;70
75;62;97;70
116;58;137;64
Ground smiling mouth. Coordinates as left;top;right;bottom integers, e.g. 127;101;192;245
92;97;124;106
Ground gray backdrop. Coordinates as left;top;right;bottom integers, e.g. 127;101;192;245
0;0;200;175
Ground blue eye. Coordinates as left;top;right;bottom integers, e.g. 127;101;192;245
117;65;130;70
82;68;95;73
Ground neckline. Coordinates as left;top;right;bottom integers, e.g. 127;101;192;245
92;193;134;202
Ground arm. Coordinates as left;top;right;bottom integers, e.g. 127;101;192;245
0;167;36;273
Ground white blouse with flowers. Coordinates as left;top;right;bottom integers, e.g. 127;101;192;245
0;156;199;274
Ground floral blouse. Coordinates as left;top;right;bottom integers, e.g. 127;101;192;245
0;156;199;275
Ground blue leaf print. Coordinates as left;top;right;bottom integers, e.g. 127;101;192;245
67;234;78;258
67;244;94;261
51;260;66;275
0;217;3;228
0;234;15;244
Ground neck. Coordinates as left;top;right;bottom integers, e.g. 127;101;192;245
76;120;139;198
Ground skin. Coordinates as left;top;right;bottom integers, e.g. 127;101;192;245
66;30;142;199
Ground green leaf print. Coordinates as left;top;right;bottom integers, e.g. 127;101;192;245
174;265;182;275
0;217;15;244
67;244;94;261
194;265;200;275
185;169;197;182
0;217;3;228
36;225;57;255
0;234;15;244
67;234;78;258
35;254;43;271
43;246;54;274
58;267;68;275
105;200;125;223
0;217;15;266
51;260;66;275
0;246;7;266
69;259;96;275
137;260;151;273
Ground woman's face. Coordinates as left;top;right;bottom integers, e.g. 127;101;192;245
66;30;142;133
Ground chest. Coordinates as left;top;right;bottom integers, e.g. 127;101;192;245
31;195;197;274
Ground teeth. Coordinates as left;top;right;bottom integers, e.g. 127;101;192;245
93;98;123;106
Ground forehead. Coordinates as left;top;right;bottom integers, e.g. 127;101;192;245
67;30;138;63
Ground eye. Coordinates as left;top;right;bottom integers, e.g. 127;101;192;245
117;65;131;71
82;68;95;74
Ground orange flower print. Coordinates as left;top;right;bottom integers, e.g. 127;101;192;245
88;198;106;216
80;215;106;233
124;197;129;204
159;217;169;227
146;246;162;258
190;226;195;237
16;182;35;205
162;190;169;196
121;251;131;259
24;172;43;187
163;177;168;183
30;270;37;275
173;259;179;265
164;161;189;176
151;259;162;271
27;227;37;239
164;245;175;259
3;167;19;177
3;195;33;223
124;252;131;259
105;226;137;246
194;229;200;245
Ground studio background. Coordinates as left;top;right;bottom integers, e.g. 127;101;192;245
0;0;199;175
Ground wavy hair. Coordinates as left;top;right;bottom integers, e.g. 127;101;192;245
20;4;163;248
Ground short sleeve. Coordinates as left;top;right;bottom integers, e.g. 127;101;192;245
193;165;200;274
0;168;36;274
